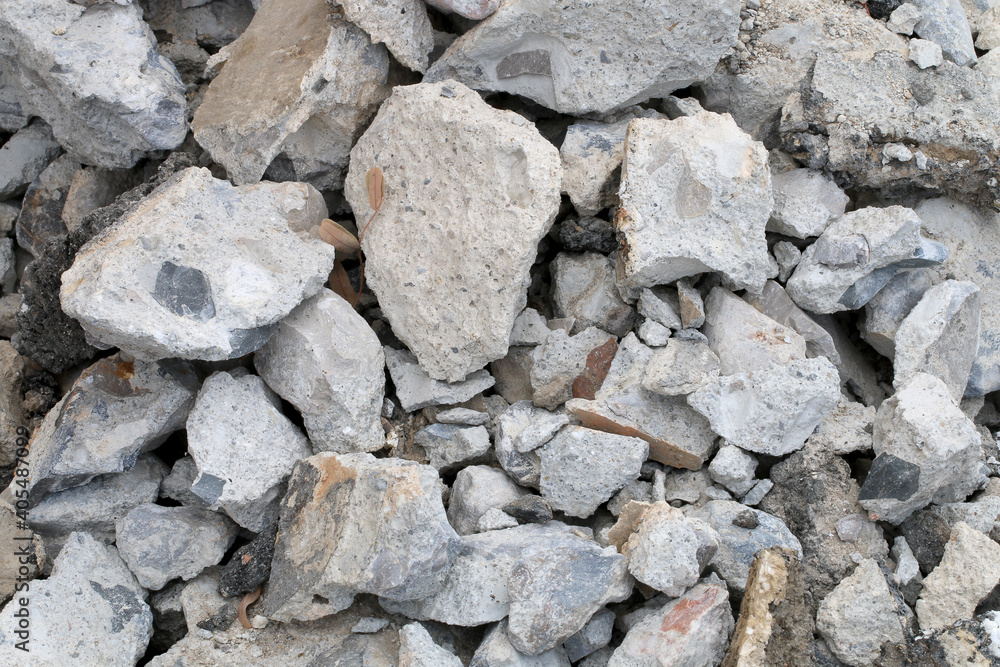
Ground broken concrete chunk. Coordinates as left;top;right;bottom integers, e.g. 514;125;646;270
510;308;550;347
0;121;62;201
642;337;721;397
676;279;706;328
192;0;390;185
530;327;615;410
908;0;977;66
916;522;1000;631
767;168;849;239
617;114;772;296
255;289;385;454
496;401;570;455
415;424;491;472
552;252;636;337
860;268;934;359
471;619;572;667
709;445;758;497
909;38;944;68
336;0;434;72
14;154;77;258
400;622;464;667
61;167;336;361
743;281;841;366
893;279;981;402
386;347;495;413
889;3;923;33
637;287;682;330
637;320;670;348
423;0;500;20
773;241;802;283
807;399;875;456
563;608;614;662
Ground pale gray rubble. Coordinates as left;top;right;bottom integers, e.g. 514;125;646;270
744;281;841;369
613;502;720;597
563;609;614;662
908;0;977;66
642;337;721;397
0;239;12;295
423;0;500;19
860;268;934;359
0;202;17;234
916;198;1000;395
425;0;738;115
700;0;906;141
345;80;561;383
176;567;234;635
559;110;661;216
510;308;550;347
14;154;78;258
336;0;434;72
0;502;41;607
60;167;337;361
893;279;981;401
28;455;167;561
815;558;909;666
186;370;312;531
254;288;385;454
551;252;636;338
785;206;947;314
386;347;495;413
0;0;187;168
636;287;682;330
768;167;849;238
687;500;802;594
566;334;717;471
961;0;1000;49
159;456;209;509
889;4;923;34
400;622;464;667
688;357;841;457
616;114;772;297
909;38;944;68
261;452;460;622
471;620;572;667
436;407;491;426
538;425;647;519
0;67;29;132
478;508;520;532
778;51;1000;209
530;327;615;410
676;279;706;329
810;312;888;407
859;373;983;524
115;503;237;591
415;424;491;472
0;120;61;201
609;576;734;667
708;445;758;497
702;287;807;375
191;0;390;185
0;532;151;665
773;241;801;282
916;522;1000;631
637;320;670;348
26;354;198;500
807;399;876;456
495;401;569;455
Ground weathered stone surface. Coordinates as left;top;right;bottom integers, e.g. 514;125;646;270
568;334;717;471
218;518;277;599
688;500;802;595
609;576;734;667
471;619;572;667
255;289;385;454
773;241;801;283
26;354;198;500
424;0;500;20
160;456;209;510
916;522;1000;631
386;347;495;413
559;216;618;255
564;608;614;662
616;114;771;296
815;558;908;666
743;281;841;366
346;80;561;383
530;327;615;410
262;452;460;621
637;320;670;348
14;153;77;258
510;308;550;347
61;167;336;360
496;401;569;455
116;503;238;591
908;0;977;66
637;287;682;330
426;0;739;115
337;0;434;72
709;445;758;497
416;424;491;472
61;165;139;233
676;279;706;329
893;279;981;401
859;373;983;524
552;252;636;337
192;0;390;185
642;337;720;397
860;268;933;359
0;532;151;665
767;168;849;239
538;425;647;519
186;371;311;531
689;357;841;457
0;121;61;202
909;38;944;68
400;622;464;667
503;495;553;525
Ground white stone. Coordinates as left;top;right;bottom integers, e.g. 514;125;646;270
552;252;636;337
637;320;670;348
425;0;739;115
708;445;758;497
385;346;495;413
909;38;944;68
337;0;434;72
399;623;463;667
888;4;922;33
61;167;336;361
617;114;772;296
254;289;385;454
423;0;500;20
477;507;521;532
0;0;187;168
642;337;721;397
448;465;526;536
916;522;1000;631
767;168;849;238
345;80;562;382
891;536;921;586
415;423;491;471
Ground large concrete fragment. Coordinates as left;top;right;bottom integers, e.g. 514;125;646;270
425;0;739;115
61;167;336;361
916;522;1000;631
860;268;934;359
0;0;187;168
192;0;390;185
345;80;562;382
386;347;496;413
616;114;772;296
859;373;983;524
337;0;433;72
767;168;849;239
255;289;385;453
262;452;460;622
743;281;841;367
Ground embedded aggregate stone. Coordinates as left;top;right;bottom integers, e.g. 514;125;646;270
345;80;562;383
60;167;337;361
255;288;385;454
385;346;495;413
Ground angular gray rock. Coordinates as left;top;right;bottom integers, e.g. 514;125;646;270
336;0;434;72
0;0;187;168
677;279;706;329
743;280;841;367
0;120;61;200
345;80;562;382
688;357;841;457
642;337;720;397
494;401;571;487
0;532;152;665
909;38;944;68
400;622;464;667
262;452;460;622
530;327;616;410
859;373;983;524
563;608;614;662
26;354;198;500
552;252;636;338
415;423;492;472
61;167;337;361
471;620;572;667
807;399;876;456
14;154;77;257
616;114;772;296
448;466;526;536
425;0;739;115
637;287;682;330
637;320;670;348
160;456;209;510
386;346;496;413
538;425;647;518
768;167;849;238
510;308;550;347
115;503;238;591
708;445;758;497
191;0;390;185
860;269;933;359
186;371;311;531
893;279;980;401
916;522;1000;631
254;288;385;454
909;0;977;66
